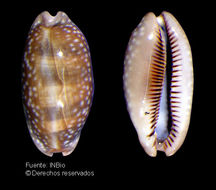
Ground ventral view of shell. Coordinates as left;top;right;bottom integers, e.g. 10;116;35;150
123;11;193;156
22;11;94;156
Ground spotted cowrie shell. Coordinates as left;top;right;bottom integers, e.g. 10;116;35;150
123;12;193;156
22;11;94;156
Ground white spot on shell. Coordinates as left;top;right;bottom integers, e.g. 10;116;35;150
148;32;154;40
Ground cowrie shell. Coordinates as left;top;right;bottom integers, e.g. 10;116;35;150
123;11;193;156
22;11;94;156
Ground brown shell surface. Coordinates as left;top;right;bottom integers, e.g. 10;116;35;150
22;12;94;156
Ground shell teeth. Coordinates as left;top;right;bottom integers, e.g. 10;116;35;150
123;11;193;156
147;27;166;138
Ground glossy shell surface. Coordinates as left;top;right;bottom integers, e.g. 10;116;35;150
123;11;193;156
22;11;94;156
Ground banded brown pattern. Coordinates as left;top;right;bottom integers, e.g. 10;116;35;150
22;11;94;157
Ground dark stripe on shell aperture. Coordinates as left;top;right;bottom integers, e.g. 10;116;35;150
148;29;166;137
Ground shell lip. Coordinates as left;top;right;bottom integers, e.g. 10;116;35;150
123;11;193;157
33;11;69;28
